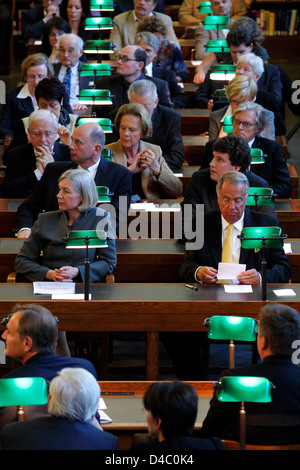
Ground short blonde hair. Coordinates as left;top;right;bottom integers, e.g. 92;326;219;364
114;102;153;138
58;169;98;212
226;75;258;102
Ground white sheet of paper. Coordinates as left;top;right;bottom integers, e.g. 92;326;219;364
130;202;152;211
99;398;107;410
273;289;296;297
191;60;202;65
217;262;246;280
174;173;184;177
145;205;181;212
98;410;112;423
284;243;293;254
51;293;91;300
224;285;253;293
33;282;75;295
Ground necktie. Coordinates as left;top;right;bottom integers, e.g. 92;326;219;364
63;67;71;96
222;224;234;263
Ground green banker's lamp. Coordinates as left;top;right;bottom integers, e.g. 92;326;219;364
202;15;230;39
101;148;114;161
96;186;113;203
250;148;267;164
65;229;108;300
238;226;287;301
90;0;114;11
214;376;274;449
222;115;233;134
0;377;48;421
204;316;257;368
78;89;113;117
79;63;111;81
206;40;230;54
76;117;113;134
83;40;115;62
247;187;277;210
84;17;113;40
209;63;236;81
198;1;213;14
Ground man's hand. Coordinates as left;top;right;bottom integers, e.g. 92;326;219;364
17;229;31;239
46;266;79;282
36;145;55;174
196;266;218;284
237;269;261;285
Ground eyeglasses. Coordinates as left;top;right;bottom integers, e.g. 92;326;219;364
230;99;249;105
59;47;77;54
27;74;47;81
143;100;156;109
233;118;257;129
29;130;57;137
116;55;139;63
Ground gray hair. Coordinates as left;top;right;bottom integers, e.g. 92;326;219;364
216;170;250;194
237;52;264;78
59;33;84;52
58;169;98;212
135;31;159;51
232;101;265;133
128;79;158;101
22;53;54;81
48;368;100;423
114;102;153;138
28;109;58;130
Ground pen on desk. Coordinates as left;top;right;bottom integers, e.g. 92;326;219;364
185;284;198;291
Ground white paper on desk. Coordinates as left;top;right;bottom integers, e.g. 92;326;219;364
99;410;112;423
51;293;91;300
130;202;152;211
174;173;184;177
284;243;293;254
33;282;75;295
191;60;202;65
224;285;253;293
273;289;296;297
145;205;181;212
99;398;107;410
217;262;246;280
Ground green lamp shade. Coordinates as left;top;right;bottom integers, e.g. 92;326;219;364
204;316;257;341
78;89;113;105
0;377;48;406
83;40;114;54
101;148;114;160
239;226;285;250
215;376;273;403
96;185;113;202
198;1;213;14
84;17;113;30
206;40;230;53
203;15;230;29
210;63;236;80
212;88;227;100
222;115;233;133
250;148;267;164
79;63;111;77
247;187;276;207
66;230;108;249
76;117;113;133
90;0;114;11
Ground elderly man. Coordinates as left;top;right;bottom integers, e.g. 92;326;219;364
135;31;187;109
95;45;172;117
54;33;92;110
201;102;292;199
23;0;62;41
14;122;132;238
110;0;179;55
178;0;246;24
2;109;70;198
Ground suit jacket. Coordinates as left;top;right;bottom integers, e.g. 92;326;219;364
53;62;94;105
110;10;179;55
105;139;183;199
1;416;118;450
178;0;246;24
131;435;226;451
151;66;188;109
2;141;71;198
14;157;132;235
178;208;291;284
200;356;300;445
113;0;165;16
22;5;44;41
95;74;172;117
201;137;292;199
107;104;184;171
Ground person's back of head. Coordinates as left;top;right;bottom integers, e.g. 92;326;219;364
143;381;198;439
227;17;264;48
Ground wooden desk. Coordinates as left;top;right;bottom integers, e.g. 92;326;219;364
0;283;299;380
99;380;213;450
183;135;208;165
179;39;196;60
175;109;210;135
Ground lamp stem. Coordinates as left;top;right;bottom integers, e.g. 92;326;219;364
17;405;25;421
229;340;235;368
239;402;246;450
84;237;90;301
261;241;266;301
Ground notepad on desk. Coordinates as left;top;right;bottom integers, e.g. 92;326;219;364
33;281;75;295
98;398;112;423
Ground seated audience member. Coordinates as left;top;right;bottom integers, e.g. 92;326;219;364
0;303;98;432
22;0;62;41
0;368;118;450
113;0;165;16
201;102;292;199
59;0;100;42
2;109;71;199
0;53;53;138
6;77;77;151
131;382;226;451
105;103;183;200
178;0;246;24
135;32;188;108
136;16;189;83
109;0;179;56
194;0;232;61
38;16;71;63
208;75;275;141
200;304;300;445
15;169;116;282
95;45;172;117
14;122;132;239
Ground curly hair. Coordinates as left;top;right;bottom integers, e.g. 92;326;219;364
136;16;167;37
227;17;264;48
212;135;251;173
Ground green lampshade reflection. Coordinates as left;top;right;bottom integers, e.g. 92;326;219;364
0;377;48;406
96;185;113;202
66;230;108;249
215;376;273;403
79;63;111;77
90;0;114;11
239;226;285;250
204;316;257;341
83;40;114;54
78;89;113;105
198;1;213;14
84;17;113;30
101;148;113;160
203;15;230;29
76;117;113;133
206;40;230;53
247;187;276;207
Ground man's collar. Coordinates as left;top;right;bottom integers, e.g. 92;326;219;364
221;212;245;232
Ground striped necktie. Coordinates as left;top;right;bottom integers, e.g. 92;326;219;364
63;67;71;95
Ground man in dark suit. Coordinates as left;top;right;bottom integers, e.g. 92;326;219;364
14;122;132;238
135;31;188;108
95;45;172;117
2;109;70;198
201;102;292;199
200;303;300;445
0;367;118;450
22;0;62;41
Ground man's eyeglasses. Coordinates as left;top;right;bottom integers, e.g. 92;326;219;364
233;118;257;129
116;55;139;63
29;130;56;137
